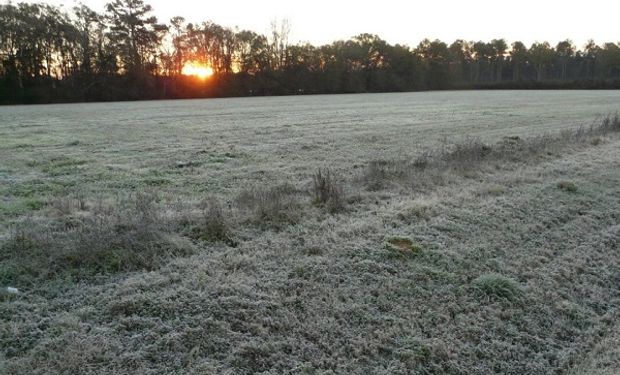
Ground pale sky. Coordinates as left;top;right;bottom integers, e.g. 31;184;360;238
18;0;620;48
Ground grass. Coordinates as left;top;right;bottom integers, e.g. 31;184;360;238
472;273;524;303
236;183;301;228
1;98;619;374
385;237;422;254
360;114;620;191
188;197;235;245
557;180;578;192
312;168;346;213
0;192;194;284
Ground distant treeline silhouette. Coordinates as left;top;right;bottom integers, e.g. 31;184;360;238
1;0;620;104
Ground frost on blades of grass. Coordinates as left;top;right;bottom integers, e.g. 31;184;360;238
360;114;620;191
384;237;422;254
312;168;346;213
236;183;301;228
187;197;236;246
557;180;578;192
1;97;620;374
0;192;194;284
472;273;524;303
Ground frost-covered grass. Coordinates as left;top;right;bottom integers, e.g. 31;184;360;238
1;92;620;373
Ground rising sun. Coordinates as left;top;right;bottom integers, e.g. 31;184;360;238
182;62;214;79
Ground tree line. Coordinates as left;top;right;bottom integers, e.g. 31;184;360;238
1;0;620;104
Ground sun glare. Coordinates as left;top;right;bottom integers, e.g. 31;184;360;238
182;62;214;79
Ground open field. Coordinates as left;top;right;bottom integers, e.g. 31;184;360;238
1;91;620;374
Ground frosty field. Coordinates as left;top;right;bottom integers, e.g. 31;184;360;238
1;91;620;374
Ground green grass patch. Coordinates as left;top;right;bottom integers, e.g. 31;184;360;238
557;180;578;193
143;176;171;186
0;198;46;217
35;156;89;176
472;273;523;302
7;179;74;198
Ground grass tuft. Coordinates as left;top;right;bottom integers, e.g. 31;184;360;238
192;197;236;246
385;237;422;254
442;138;493;167
312;168;345;213
236;183;300;228
472;273;523;302
557;181;578;193
361;160;408;190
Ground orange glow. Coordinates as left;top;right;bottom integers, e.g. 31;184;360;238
182;62;214;79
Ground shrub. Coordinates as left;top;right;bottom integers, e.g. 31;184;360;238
312;168;345;213
472;274;523;302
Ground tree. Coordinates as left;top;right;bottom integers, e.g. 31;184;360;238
166;16;186;76
236;30;270;74
510;41;528;81
490;39;507;81
582;39;599;79
1;0;619;103
599;42;620;79
529;42;554;81
472;41;492;82
269;18;290;70
555;40;574;80
0;3;22;87
105;0;163;74
386;44;422;90
72;4;101;76
416;39;450;89
448;39;472;83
